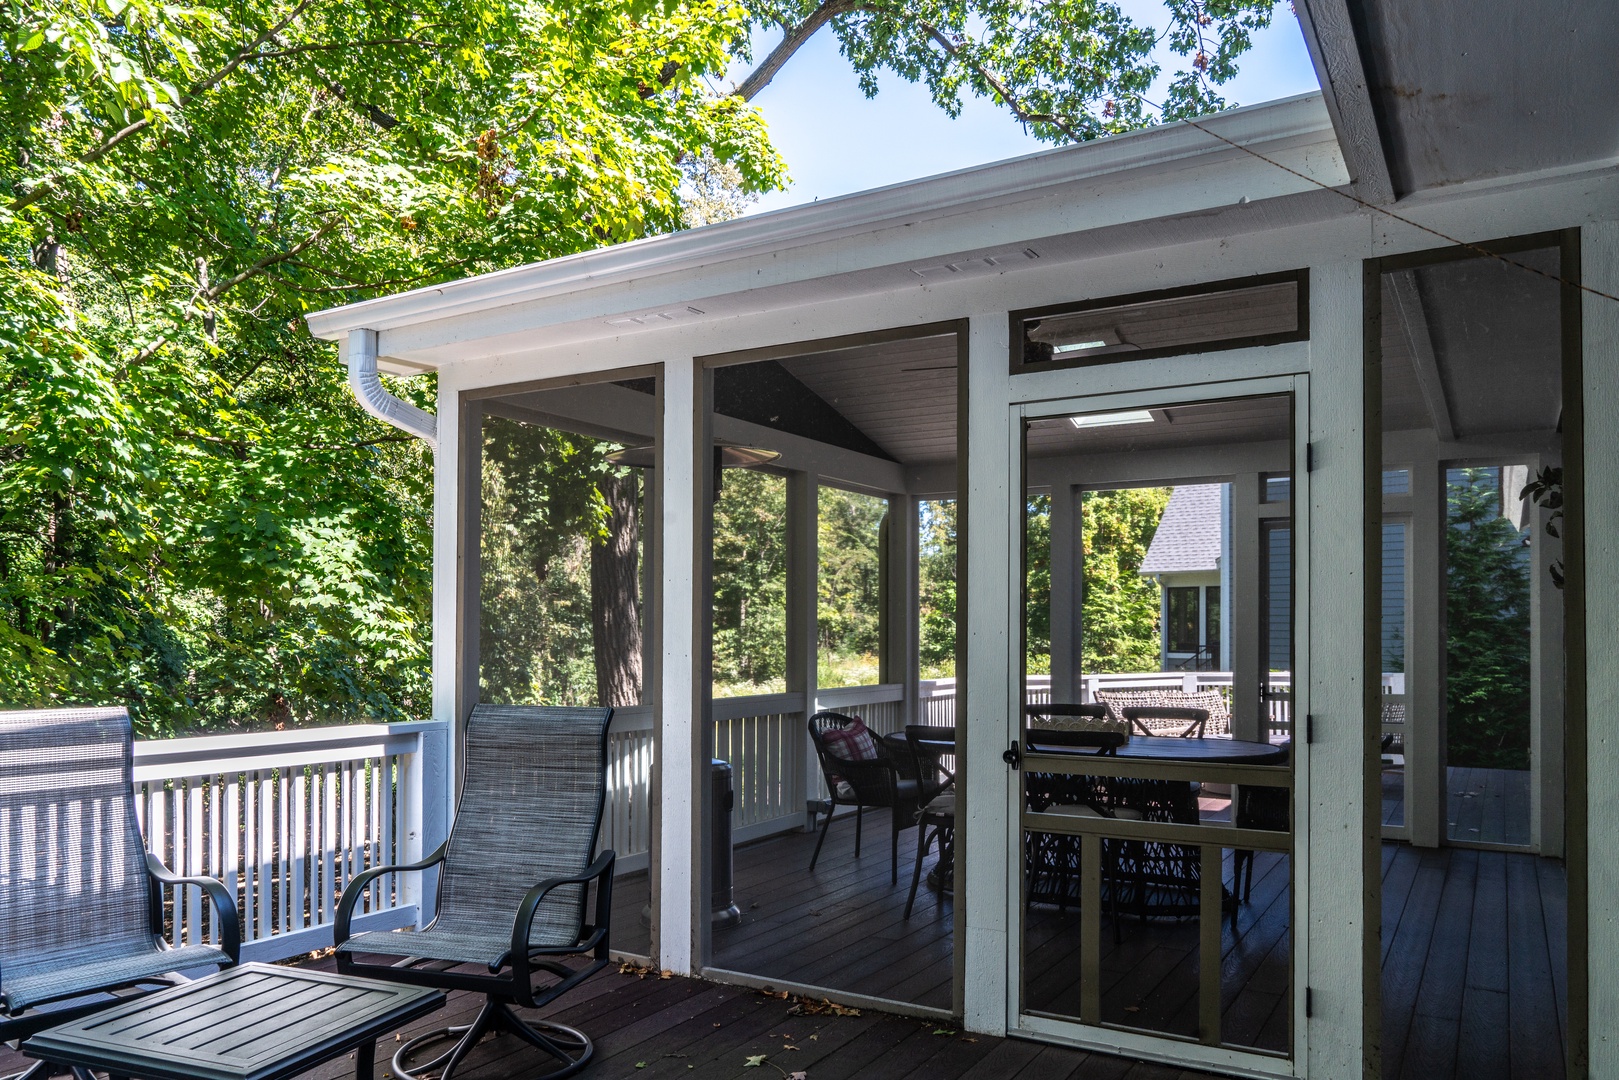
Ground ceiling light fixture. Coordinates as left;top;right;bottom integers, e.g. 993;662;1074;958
1069;409;1154;430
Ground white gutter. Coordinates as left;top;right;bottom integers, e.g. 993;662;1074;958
347;328;438;449
304;93;1337;341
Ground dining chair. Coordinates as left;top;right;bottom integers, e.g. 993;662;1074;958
1122;705;1209;738
806;712;917;883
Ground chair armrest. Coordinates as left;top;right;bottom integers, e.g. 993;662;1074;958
145;853;242;965
333;842;448;946
509;851;616;982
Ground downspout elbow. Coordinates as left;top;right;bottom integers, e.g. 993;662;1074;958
348;328;438;450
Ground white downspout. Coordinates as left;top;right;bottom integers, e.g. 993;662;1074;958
347;328;438;449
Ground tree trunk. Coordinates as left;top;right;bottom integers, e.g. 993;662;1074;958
591;472;643;707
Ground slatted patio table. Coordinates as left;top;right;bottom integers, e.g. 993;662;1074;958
22;963;444;1080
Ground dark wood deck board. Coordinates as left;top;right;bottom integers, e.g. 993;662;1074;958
0;838;1567;1080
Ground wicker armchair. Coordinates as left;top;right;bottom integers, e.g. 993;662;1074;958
0;708;240;1079
334;705;616;1080
807;711;919;884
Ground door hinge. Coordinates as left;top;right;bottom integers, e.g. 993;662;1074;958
1305;441;1315;472
1003;740;1021;771
1305;986;1314;1018
1305;714;1315;743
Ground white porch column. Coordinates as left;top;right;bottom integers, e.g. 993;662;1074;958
1581;220;1618;1077
1048;481;1081;703
1407;449;1445;848
1304;256;1377;1076
882;493;922;726
786;471;821;822
1228;472;1264;742
656;356;701;975
962;312;1013;1035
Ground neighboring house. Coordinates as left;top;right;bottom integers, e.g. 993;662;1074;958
303;5;1619;1077
1140;484;1225;671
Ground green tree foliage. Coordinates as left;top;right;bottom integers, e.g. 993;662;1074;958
711;470;788;694
740;0;1280;137
2;0;1277;731
816;486;883;684
1024;488;1168;676
1080;487;1169;673
1445;468;1531;770
918;499;956;678
478;415;616;706
0;0;783;732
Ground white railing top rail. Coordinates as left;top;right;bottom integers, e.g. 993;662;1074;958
133;719;446;781
814;683;903;709
710;691;805;723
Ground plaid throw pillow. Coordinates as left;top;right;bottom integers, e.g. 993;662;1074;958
821;716;880;764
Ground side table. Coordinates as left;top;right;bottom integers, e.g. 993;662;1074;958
22;963;444;1080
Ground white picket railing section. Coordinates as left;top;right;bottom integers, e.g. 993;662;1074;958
135;669;1395;960
133;721;448;964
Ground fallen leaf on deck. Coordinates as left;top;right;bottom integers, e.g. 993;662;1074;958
635;1063;647;1070
932;1028;957;1036
744;1055;767;1067
783;1043;800;1051
1124;1005;1141;1013
788;1073;808;1080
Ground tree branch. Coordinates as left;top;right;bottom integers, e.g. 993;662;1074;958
124;214;341;369
908;18;1083;141
8;0;317;214
735;0;860;100
246;37;440;61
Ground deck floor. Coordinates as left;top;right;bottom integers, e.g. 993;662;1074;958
0;817;1565;1079
1381;764;1532;847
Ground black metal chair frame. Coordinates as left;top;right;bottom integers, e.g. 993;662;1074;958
806;711;918;885
0;708;240;1080
901;725;956;920
333;706;616;1080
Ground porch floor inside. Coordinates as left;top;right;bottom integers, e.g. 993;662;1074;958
1381;843;1567;1080
0;954;1229;1080
1380;765;1533;846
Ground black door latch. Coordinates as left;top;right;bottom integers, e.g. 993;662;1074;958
1003;740;1021;770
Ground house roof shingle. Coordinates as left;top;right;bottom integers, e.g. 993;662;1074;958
1139;485;1223;575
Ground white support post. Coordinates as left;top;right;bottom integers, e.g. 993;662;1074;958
1529;452;1565;857
426;377;468;914
786;471;821;825
1303;256;1375;1077
883;493;922;727
657;356;700;976
1229;472;1264;742
1048;482;1080;703
1408;449;1445;848
962;313;1013;1036
1581;220;1619;1078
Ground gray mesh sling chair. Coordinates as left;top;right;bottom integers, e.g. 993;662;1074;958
333;705;615;1080
0;707;240;1079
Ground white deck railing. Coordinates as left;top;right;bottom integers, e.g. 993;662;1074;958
133;720;448;964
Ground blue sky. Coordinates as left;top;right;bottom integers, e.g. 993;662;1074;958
732;6;1321;215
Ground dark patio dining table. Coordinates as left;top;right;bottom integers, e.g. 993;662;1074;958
1023;732;1289;917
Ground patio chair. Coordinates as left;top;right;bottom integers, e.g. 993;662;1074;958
901;725;956;920
1122;705;1209;738
334;704;615;1080
0;707;240;1079
1024;703;1127;752
1231;741;1292;929
807;711;919;884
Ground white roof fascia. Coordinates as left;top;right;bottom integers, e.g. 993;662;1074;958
306;93;1340;346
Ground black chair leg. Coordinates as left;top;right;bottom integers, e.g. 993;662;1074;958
891;811;903;885
809;802;836;871
854;804;864;858
905;821;932;919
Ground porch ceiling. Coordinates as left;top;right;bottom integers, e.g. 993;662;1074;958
1345;0;1619;198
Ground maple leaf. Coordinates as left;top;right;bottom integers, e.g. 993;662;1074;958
743;1055;767;1067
